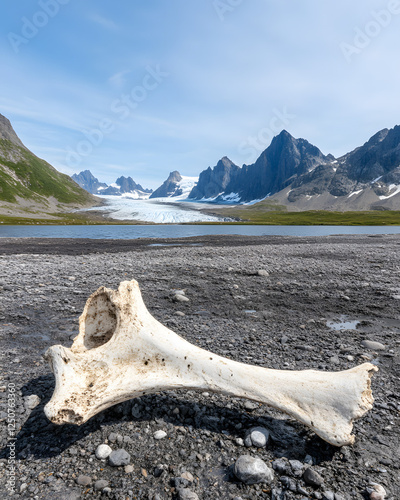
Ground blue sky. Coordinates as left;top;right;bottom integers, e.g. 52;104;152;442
1;0;400;189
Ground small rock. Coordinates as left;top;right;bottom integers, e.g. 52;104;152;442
24;394;40;410
125;465;134;473
272;458;289;474
20;483;28;493
257;270;269;277
246;426;270;447
234;455;274;485
175;311;185;316
108;432;117;443
303;468;324;487
75;475;91;486
95;444;112;459
243;401;259;411
289;459;304;476
153;430;167;440
181;471;194;482
177;489;199;500
329;355;340;365
361;340;386;351
94;480;109;491
108;449;131;467
322;492;335;500
173;294;190;303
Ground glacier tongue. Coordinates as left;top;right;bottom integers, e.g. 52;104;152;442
94;195;223;223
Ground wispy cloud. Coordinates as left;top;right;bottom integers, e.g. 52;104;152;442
88;13;118;31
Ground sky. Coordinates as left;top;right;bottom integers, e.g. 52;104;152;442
1;0;400;189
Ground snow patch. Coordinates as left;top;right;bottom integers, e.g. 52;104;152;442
371;176;382;184
244;194;271;206
348;189;363;198
220;192;241;202
172;175;198;199
379;184;400;200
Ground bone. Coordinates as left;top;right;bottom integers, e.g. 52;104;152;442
44;280;377;447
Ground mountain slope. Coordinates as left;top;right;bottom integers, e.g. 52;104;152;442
278;126;400;210
0;113;97;217
73;171;153;198
150;171;197;199
72;170;107;194
224;131;332;202
188;157;240;200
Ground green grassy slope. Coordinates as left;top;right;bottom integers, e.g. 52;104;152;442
0;139;95;206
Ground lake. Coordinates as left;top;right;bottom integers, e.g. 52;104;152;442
1;225;400;239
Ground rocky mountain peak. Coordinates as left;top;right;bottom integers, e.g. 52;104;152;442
0;112;27;149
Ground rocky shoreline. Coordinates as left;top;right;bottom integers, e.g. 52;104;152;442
0;234;399;499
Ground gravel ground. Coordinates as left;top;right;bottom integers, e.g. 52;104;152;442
0;234;399;500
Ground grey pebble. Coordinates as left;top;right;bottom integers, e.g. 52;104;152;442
75;475;91;486
24;394;40;410
177;488;199;500
303;467;324;487
245;426;270;447
108;448;131;466
94;479;109;491
361;340;386;351
234;455;274;485
173;294;189;303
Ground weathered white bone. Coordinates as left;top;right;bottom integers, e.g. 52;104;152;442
44;280;377;447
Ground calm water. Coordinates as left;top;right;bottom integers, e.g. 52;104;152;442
1;225;400;239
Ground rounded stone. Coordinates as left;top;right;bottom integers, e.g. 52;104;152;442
257;270;269;277
234;455;274;485
303;467;324;487
95;444;112;459
249;426;270;447
75;475;92;486
177;489;199;500
108;448;131;467
174;294;189;303
153;430;167;440
94;479;109;491
24;394;40;410
361;340;386;351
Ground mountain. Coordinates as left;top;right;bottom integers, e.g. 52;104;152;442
150;171;197;199
72;172;152;198
277;126;400;210
190;127;400;210
188;157;240;200
72;170;107;194
222;131;332;203
0;113;97;218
